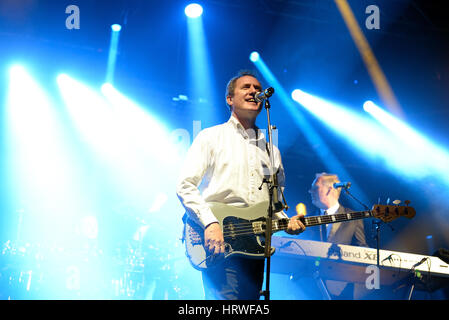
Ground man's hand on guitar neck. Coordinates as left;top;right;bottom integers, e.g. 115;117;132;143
286;214;306;235
204;222;226;255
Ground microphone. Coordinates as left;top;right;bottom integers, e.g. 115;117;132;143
333;182;351;189
412;257;428;269
381;254;394;263
254;87;275;103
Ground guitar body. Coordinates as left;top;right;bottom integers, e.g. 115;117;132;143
183;201;275;271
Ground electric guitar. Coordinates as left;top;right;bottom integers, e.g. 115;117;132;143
182;201;415;270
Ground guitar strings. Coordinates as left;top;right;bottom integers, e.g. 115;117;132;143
220;212;369;237
211;207;405;238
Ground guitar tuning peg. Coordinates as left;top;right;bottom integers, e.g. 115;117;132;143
404;200;411;206
392;200;401;205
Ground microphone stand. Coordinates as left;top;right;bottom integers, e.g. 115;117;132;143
341;187;393;268
340;186;382;264
259;97;286;301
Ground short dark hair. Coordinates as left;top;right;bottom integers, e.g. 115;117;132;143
225;69;260;111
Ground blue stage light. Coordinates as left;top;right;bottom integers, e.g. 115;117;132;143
5;68;203;298
111;24;121;32
106;24;122;84
363;100;375;112
364;100;449;183
249;51;260;62
292;89;391;158
7;66;86;257
185;2;216;124
185;3;203;18
292;91;449;186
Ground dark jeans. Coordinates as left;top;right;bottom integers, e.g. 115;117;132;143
201;256;265;300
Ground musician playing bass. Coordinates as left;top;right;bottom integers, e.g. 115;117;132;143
176;70;305;300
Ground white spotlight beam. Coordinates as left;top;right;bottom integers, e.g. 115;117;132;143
291;89;431;179
185;3;203;18
6;66;92;246
106;24;122;84
364;101;449;183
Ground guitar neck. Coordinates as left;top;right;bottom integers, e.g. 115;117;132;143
273;210;372;232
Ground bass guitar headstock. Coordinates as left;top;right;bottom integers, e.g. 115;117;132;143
371;201;416;223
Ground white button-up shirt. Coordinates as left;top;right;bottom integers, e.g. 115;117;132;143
176;115;287;228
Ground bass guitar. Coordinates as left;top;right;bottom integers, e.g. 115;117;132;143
182;201;415;270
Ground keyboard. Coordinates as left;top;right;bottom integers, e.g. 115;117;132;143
270;236;449;291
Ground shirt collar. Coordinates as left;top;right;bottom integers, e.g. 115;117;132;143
228;114;244;131
227;115;265;142
321;202;340;215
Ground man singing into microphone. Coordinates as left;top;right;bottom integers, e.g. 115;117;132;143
308;173;367;246
176;70;306;300
307;172;368;299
